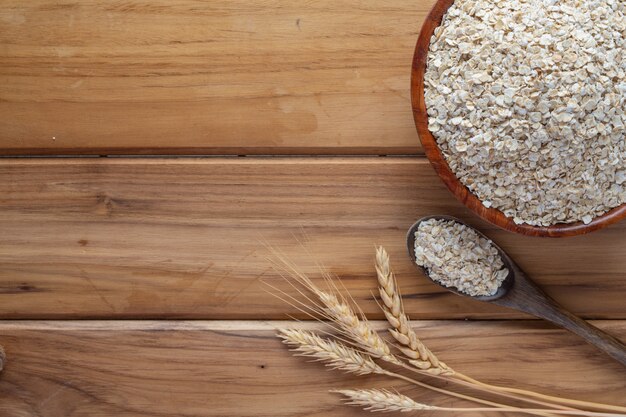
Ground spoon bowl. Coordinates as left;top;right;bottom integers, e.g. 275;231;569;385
406;215;514;302
406;215;626;367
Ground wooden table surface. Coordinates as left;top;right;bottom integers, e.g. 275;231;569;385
0;1;624;416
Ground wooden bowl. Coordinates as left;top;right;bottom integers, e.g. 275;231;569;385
410;0;626;237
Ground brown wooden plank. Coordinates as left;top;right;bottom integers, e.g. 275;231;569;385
0;0;430;155
0;320;624;416
0;157;624;320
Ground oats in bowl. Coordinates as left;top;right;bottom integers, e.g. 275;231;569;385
424;0;625;226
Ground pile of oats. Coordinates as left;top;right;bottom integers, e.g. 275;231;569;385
414;219;509;297
424;0;625;226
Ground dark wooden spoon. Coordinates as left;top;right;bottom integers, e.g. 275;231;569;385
406;215;626;367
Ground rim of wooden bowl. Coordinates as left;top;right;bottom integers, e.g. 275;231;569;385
410;0;626;237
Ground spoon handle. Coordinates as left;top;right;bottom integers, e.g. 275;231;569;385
538;301;626;367
497;272;626;367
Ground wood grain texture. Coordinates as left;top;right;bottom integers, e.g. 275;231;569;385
0;320;624;417
0;0;433;155
0;157;624;320
409;0;626;237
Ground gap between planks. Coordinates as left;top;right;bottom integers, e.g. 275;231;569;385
0;319;625;330
0;155;424;164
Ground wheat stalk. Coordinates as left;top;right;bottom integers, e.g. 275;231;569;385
333;390;620;417
454;374;626;414
270;246;626;416
375;246;452;376
278;328;569;416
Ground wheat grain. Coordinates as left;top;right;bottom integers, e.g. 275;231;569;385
375;246;453;376
278;328;384;376
333;389;436;412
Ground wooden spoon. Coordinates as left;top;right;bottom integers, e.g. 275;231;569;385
406;215;626;367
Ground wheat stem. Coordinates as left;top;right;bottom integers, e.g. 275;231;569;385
382;369;566;417
393;360;572;415
273;251;558;415
454;373;626;414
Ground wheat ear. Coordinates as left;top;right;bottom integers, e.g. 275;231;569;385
375;246;452;376
333;389;436;412
0;345;5;372
278;328;384;376
333;389;619;417
454;374;626;414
